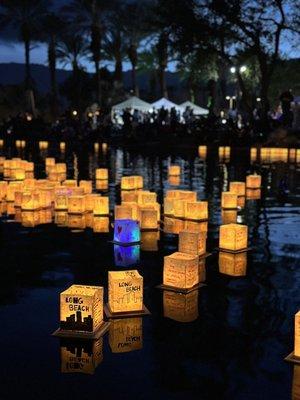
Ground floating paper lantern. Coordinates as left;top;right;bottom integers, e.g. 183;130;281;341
229;182;245;196
6;202;16;215
237;196;245;208
185;220;208;234
133;175;143;189
246;174;261;189
109;318;142;353
102;143;108;153
0;181;8;199
55;193;69;210
168;165;180;176
79;180;92;195
221;192;238;209
163;290;198;322
21;211;40;227
173;199;187;218
121;191;138;203
198;145;207;160
164;198;175;215
56;163;67;174
177;190;197;201
92;216;109;233
121;176;135;190
60;337;103;374
60;285;104;333
140;209;158;230
85;194;99;212
94;143;99;152
219;146;230;161
39;141;48;150
219;223;248;251
163;216;185;235
294;312;300;358
85;212;94;228
93;196;109;215
7;182;23;202
108;270;143;313
96;180;108;190
115;204;134;220
246;188;261;200
24;178;36;189
55;211;68;226
96;168;108;180
39;209;52;224
250;147;257;163
141;230;159;251
21;191;40;210
14;190;23;207
113;219;141;244
16;140;22;148
70;187;84;196
199;259;206;282
221;209;237;224
64;180;77;188
114;244;140;267
185;201;208;220
163;252;199;289
45;158;55;169
60;142;66;152
68;195;86;214
168;176;180;186
219;251;247;276
137;191;157;206
178;230;206;256
39;189;52;208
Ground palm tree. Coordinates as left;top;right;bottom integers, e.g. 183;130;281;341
156;31;169;98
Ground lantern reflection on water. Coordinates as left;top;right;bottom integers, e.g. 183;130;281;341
221;209;237;224
168;175;180;186
96;180;108;190
141;230;159;251
60;142;66;152
219;223;248;251
246;189;261;200
163;252;199;289
68;214;86;230
163;290;198;322
114;244;140;267
60;337;103;374
179;230;206;256
113;219;141;245
292;365;300;400
109;318;142;353
219;251;247;276
219;146;230;162
108;270;143;313
199;259;206;282
140;209;158;230
21;211;40;227
55;211;68;227
60;285;104;333
93;216;109;233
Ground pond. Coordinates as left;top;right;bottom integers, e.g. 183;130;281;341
0;143;299;400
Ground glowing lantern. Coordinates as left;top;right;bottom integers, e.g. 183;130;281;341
21;140;26;148
133;175;143;189
60;142;66;152
64;180;77;188
39;141;48;150
109;318;142;353
21;191;40;210
219;223;248;251
55;211;68;226
114;245;140;267
70;187;84;196
68;196;86;214
221;192;238;209
124;203;141;220
246;188;261;200
7;182;23;201
178;230;206;256
85;194;99;212
141;230;159;251
96;180;108;190
6;202;16;215
168;165;180;176
60;337;103;374
294;312;300;358
93;216;109;233
56;163;67;174
115;204;134;220
219;146;231;161
163;216;185;235
164;198;175;215
93;196;109;215
39;209;52;224
79;180;92;194
0;139;3;147
229;182;245;196
85;212;94;228
96;168;108;180
163;252;199;289
163;290;198;322
198;145;207;160
113;219;141;245
60;285;104;333
246;174;261;189
178;190;197;201
16;140;22;148
185;201;208;220
168;176;180;186
94;143;99;152
237;196;245;208
39;189;52;208
102;143;108;153
140;209;158;230
0;181;8;199
45;158;55;170
221;209;237;224
173;199;187;218
185;220;208;233
250;148;257;163
21;211;40;227
219;251;247;276
121;191;138;203
55;193;69;210
108;270;143;313
137;191;157;206
14;191;23;207
24;179;36;190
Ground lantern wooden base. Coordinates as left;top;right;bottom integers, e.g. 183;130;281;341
104;303;150;319
52;321;110;339
156;282;206;294
216;247;251;254
285;352;300;364
111;240;141;247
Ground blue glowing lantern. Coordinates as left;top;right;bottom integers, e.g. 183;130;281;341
114;244;140;267
113;219;141;245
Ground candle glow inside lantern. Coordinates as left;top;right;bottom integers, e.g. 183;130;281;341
168;165;181;176
93;196;109;215
163;252;199;289
96;168;108;180
221;192;238;209
45;158;55;169
219;223;248;251
229;181;246;196
140;209;158;230
60;337;103;374
15;168;25;181
79;180;92;194
21;211;40;227
68;195;86;214
55;192;69;210
163;290;198;322
108;270;143;313
60;285;104;333
114;244;140;267
185;201;208;220
246;174;261;189
113;219;141;245
121;176;143;190
179;230;206;256
250;147;257;162
109;318;142;353
219;251;247;276
68;214;85;230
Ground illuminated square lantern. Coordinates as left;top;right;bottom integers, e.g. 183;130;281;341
163;290;198;322
7;202;16;216
15;168;25;181
60;337;103;374
84;212;94;229
14;190;23;207
137;191;156;206
178;230;206;256
39;189;52;208
219;146;231;161
70;187;84;196
250;147;257;162
126;203;141;221
68;195;86;214
96;168;108;180
173;199;187;218
141;231;159;251
96;180;108;190
121;190;138;203
85;194;99;212
132;175;143;189
79;180;92;194
219;251;247;276
45;158;55;169
0;181;8;199
114;244;140;267
246;189;261;200
178;190;197;202
185;220;208;234
60;285;104;333
219;223;248;251
221;209;237;224
165;189;180;199
237;196;245;208
164;198;175;215
168;176;180;186
163;252;199;289
113;219;141;245
55;211;68;226
294;312;300;357
24;178;36;189
68;214;86;229
108;270;143;313
64;180;77;188
115;205;134;220
21;211;40;227
163;216;185;234
121;176;136;190
60;142;66;151
7;182;23;202
21;191;40;210
198;145;207;159
140;209;158;230
221;192;238;209
25;162;34;173
246;174;261;189
94;142;99;152
93;196;109;215
168;165;180;176
55;193;69;210
39;209;52;224
109;318;142;353
93;216;109;233
185;201;208;220
229;182;246;196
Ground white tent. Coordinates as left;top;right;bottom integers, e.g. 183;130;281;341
180;101;209;115
151;97;183;112
112;96;152;112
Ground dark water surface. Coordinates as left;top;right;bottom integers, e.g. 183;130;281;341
0;144;300;400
